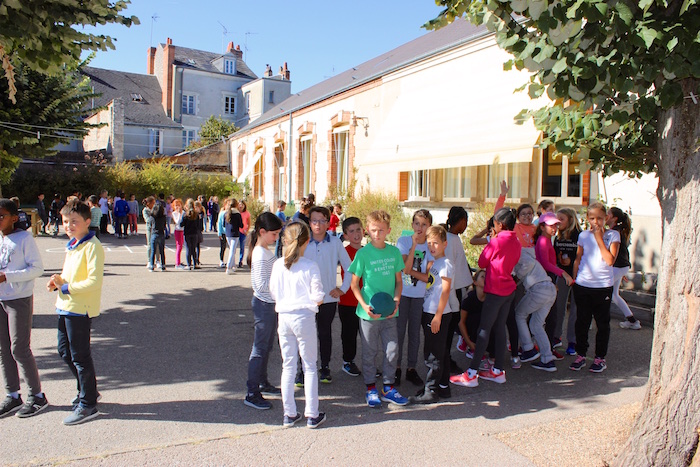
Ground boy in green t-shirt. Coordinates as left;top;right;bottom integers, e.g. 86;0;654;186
349;210;409;408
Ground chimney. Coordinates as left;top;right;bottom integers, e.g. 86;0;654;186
282;62;290;81
162;38;175;117
147;47;156;75
232;44;243;59
264;64;272;77
227;41;235;53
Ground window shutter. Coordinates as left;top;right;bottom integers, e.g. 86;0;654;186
398;172;409;201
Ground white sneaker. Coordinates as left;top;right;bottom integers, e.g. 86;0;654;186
620;320;642;330
226;268;236;275
219;261;225;268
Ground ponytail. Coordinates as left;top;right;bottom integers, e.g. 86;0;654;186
609;207;631;244
246;212;283;266
283;222;310;269
446;206;467;232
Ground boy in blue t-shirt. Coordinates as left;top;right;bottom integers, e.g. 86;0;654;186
349;210;409;408
275;200;287;258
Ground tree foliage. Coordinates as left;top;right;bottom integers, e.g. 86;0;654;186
427;0;699;177
0;0;138;102
187;115;239;151
0;61;102;192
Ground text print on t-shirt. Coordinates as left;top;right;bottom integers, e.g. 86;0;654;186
370;256;398;276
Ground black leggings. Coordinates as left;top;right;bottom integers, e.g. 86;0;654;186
219;235;227;262
469;292;515;372
573;284;613;358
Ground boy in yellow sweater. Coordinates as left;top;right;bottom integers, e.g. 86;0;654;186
47;199;104;425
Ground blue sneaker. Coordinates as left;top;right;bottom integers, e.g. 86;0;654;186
380;386;409;406
366;388;381;408
520;347;540;363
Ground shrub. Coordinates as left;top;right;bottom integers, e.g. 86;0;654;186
344;187;411;244
244;198;268;226
463;202;496;269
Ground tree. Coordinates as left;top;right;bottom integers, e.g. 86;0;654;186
427;1;699;464
0;61;101;196
0;0;138;103
187;115;239;151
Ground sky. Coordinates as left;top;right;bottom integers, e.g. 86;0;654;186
83;1;446;93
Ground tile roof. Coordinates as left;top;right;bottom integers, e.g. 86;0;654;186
235;18;489;133
81;67;182;128
171;46;257;80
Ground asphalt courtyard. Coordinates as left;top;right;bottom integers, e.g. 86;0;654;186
1;231;652;466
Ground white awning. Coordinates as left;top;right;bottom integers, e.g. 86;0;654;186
237;148;263;183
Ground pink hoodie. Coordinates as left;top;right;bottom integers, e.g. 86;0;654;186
478;230;522;296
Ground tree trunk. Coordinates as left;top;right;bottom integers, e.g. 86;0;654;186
614;78;700;465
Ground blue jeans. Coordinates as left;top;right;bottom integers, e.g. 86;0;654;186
57;314;98;408
238;232;247;264
150;231;166;267
246;297;278;394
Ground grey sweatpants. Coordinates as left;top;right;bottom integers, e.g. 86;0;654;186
0;296;42;395
515;281;557;363
397;296;423;369
359;317;398;386
554;275;577;345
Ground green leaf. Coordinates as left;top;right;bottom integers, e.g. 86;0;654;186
639;0;655;11
552;57;569;74
614;2;633;26
658;82;684;109
637;27;657;49
638;97;657;121
667;36;678;51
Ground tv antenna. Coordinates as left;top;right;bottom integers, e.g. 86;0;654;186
150;14;159;47
243;31;258;61
217;21;230;53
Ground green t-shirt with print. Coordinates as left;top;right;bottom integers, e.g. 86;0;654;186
348;242;404;321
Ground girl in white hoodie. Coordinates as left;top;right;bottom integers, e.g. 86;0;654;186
0;198;46;418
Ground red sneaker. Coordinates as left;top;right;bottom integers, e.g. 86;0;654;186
478;367;506;383
450;371;478;387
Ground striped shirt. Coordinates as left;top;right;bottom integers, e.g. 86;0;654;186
251;245;276;303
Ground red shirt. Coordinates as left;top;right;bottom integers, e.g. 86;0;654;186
328;214;340;232
339;244;360;306
478;231;521;296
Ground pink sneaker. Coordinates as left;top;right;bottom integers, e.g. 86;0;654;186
478;367;506;383
456;336;467;353
450;371;478;387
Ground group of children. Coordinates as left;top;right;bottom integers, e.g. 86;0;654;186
243;187;640;427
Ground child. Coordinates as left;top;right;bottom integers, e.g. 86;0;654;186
275;200;288;258
450;208;521;387
301;206;352;384
164;195;173;239
98;190;109;234
49;194;63;237
0;199;47;418
171;199;186;269
327;206;340;236
405;225;454;403
292;200;311;225
570;202;620;373
224;199;243;274
534;212;574;358
533;199;555;226
149;197;167;271
513;249;561;372
47;199;104;425
127;194;139;236
457;270;496;369
180;199;200;270
268;222;327;428
194;198;205;265
337;217;364;377
87;195;102;239
495;181;536;248
395;209;433;387
217;198;231;268
554;208;581;355
113;191;129;239
607;207;641;330
208;196;220;233
142;197;155;269
244;212;283;410
349;210;409;408
238;201;251;268
444;206;474;375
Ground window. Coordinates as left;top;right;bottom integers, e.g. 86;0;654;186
541;147;582;198
488;162;530;198
409;170;431;199
224;59;235;75
224;96;235;115
148;129;162;154
333;130;349;189
245;92;250;114
182;129;197;148
181;94;195;115
444;166;478;199
252;153;264;199
268;90;274;104
301;138;311;195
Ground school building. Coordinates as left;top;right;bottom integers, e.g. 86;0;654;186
228;19;661;277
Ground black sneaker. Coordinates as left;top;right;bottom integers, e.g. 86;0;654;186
531;360;557;372
319;367;332;384
307;412;326;429
259;382;281;395
395;368;402;385
342;361;361;377
283;413;302;427
411;390;439;404
437;385;451;399
0;395;23;418
405;368;424;386
16;394;49;418
244;393;272;410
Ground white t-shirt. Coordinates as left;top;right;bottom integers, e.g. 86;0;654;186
396;235;433;298
576;229;620;288
98;197;109;215
422;257;454;315
446;232;473;290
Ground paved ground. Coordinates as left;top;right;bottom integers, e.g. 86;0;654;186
1;231;653;466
